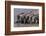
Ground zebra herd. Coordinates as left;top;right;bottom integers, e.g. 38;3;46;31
16;13;39;24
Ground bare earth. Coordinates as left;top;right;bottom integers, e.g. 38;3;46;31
14;23;39;27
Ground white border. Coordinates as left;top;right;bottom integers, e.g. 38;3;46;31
11;5;42;32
